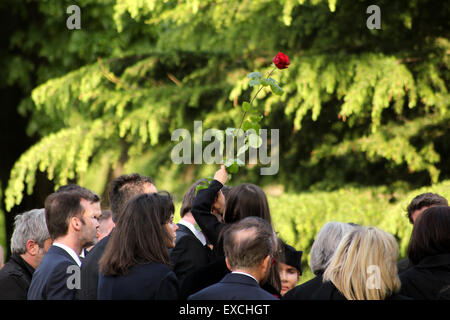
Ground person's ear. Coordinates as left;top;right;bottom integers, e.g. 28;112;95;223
261;255;271;273
70;216;82;232
26;239;38;256
225;257;232;272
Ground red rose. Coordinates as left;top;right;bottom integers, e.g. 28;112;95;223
272;52;290;69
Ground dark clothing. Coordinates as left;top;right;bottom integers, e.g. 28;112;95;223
79;233;110;300
400;253;450;300
169;223;214;281
98;263;179;300
185;179;281;299
310;280;411;300
191;179;224;247
282;274;324;300
180;256;229;300
397;257;412;274
180;251;280;300
27;245;80;300
0;254;35;299
188;272;278;300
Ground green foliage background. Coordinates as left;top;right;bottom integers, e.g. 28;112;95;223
1;0;449;279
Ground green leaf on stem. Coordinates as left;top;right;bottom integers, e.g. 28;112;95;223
248;72;262;79
249;79;261;87
270;82;284;95
242;101;251;112
227;161;239;174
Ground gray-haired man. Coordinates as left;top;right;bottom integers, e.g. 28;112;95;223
0;209;52;299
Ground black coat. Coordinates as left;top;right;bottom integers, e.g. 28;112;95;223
0;254;35;300
79;233;110;300
98;263;179;300
400;253;450;300
169;223;214;281
27;246;80;300
310;280;411;300
188;272;278;300
191;179;224;247
282;274;324;300
397;257;412;274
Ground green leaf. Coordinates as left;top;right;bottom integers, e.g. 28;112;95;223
242;101;251;112
227;161;239;174
195;183;209;195
242;120;252;131
249;79;261;87
250;115;263;123
270;82;284;95
248;72;262;79
260;78;270;86
224;158;234;167
248;133;263;148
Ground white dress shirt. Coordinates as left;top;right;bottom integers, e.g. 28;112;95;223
52;242;82;267
178;219;207;246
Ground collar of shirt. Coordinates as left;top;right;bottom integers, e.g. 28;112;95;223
178;219;206;245
231;271;259;284
52;242;82;267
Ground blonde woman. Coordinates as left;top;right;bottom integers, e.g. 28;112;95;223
317;226;410;300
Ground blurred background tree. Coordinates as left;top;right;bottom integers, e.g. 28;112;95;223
1;0;449;271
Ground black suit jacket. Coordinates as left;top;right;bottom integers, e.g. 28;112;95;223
79;233;110;300
188;272;278;300
27;245;80;300
282;274;324;300
98;262;179;300
0;254;35;299
400;253;450;300
169;223;214;281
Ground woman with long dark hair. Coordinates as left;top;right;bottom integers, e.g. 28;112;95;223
400;206;450;299
98;192;179;300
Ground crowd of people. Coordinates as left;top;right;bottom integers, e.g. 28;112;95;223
0;165;449;300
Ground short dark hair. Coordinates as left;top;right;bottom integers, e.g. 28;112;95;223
223;216;275;270
406;193;448;224
180;179;208;218
108;173;155;222
223;183;271;225
407;206;450;265
56;184;100;203
99;192;174;276
45;191;86;239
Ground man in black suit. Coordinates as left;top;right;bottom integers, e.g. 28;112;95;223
170;180;219;281
79;174;157;300
27;189;100;300
188;216;278;300
0;209;52;299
